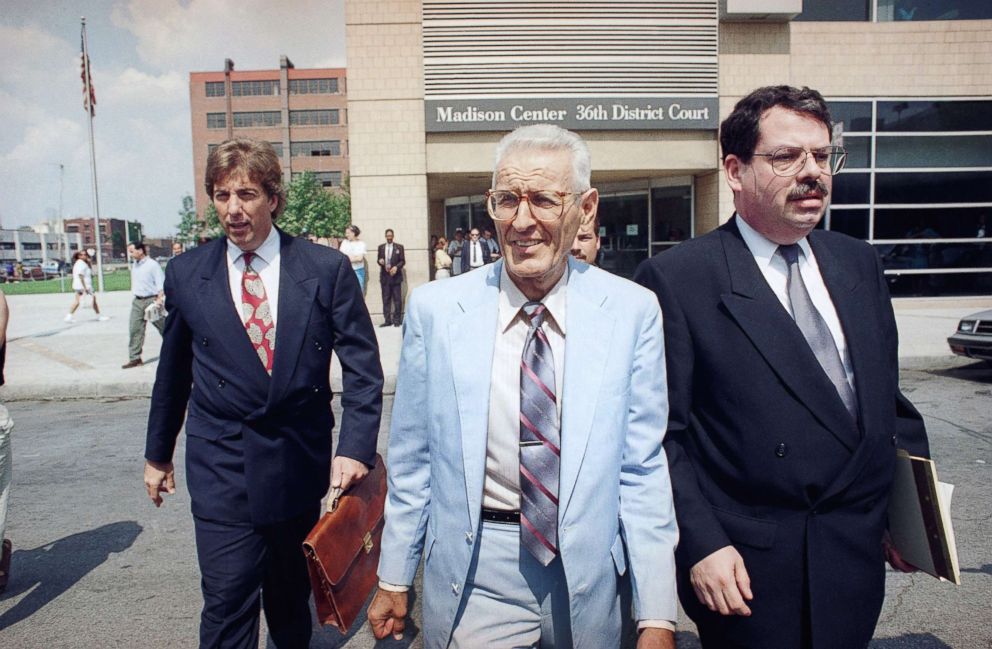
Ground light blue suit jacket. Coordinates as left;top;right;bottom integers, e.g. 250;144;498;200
378;258;678;648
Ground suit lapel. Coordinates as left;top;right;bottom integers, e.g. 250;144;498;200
267;232;318;406
559;260;613;519
808;234;887;503
718;221;859;452
450;263;500;532
194;239;271;393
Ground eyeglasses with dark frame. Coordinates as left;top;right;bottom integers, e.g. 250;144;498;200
750;146;847;177
485;189;585;222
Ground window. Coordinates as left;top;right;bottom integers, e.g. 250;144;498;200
290;140;341;157
825;98;992;296
288;78;339;95
292;171;342;187
290;110;339;126
798;0;991;20
205;81;225;97
232;111;281;128
207;113;226;129
269;142;284;158
231;80;280;97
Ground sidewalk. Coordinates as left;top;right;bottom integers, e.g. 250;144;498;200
0;290;987;401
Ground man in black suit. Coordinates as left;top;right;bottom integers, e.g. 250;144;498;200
635;85;930;649
377;229;405;327
460;227;492;273
143;138;383;649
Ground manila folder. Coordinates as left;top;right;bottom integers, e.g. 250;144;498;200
887;450;960;585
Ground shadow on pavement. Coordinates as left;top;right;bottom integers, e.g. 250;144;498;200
0;520;142;630
871;633;953;648
960;562;992;577
926;360;992;384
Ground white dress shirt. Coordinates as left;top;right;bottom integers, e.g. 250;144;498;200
482;265;566;511
736;216;856;394
131;256;165;298
226;226;281;327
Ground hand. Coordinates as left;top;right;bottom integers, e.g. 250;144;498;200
636;627;676;649
368;589;408;640
144;460;176;507
389;267;398;276
690;545;753;616
883;530;919;573
331;456;369;492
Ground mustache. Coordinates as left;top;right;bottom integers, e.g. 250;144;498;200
788;180;829;200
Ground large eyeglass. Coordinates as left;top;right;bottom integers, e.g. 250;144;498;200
751;146;847;176
485;189;584;222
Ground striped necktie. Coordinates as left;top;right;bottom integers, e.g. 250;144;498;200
779;244;858;420
241;252;275;374
519;301;560;565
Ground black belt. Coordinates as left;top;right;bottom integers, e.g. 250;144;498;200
135;294;157;299
481;508;520;524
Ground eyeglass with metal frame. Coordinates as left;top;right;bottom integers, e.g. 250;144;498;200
485;189;585;222
751;146;847;176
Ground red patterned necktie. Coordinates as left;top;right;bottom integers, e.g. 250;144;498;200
241;252;275;373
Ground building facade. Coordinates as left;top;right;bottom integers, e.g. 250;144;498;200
62;217;134;261
344;0;991;317
189;56;349;221
0;229;83;265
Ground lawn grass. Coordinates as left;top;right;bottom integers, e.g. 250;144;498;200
1;269;132;295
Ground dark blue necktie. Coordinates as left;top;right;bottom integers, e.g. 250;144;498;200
779;244;858;420
519;301;559;565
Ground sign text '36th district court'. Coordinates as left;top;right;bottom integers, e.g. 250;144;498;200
425;98;719;132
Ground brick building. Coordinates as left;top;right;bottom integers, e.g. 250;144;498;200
344;0;991;313
63;217;136;261
189;56;349;221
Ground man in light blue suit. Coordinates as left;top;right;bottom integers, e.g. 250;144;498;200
368;124;678;648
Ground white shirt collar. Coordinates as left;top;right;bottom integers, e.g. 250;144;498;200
735;214;813;268
498;263;568;334
226;224;281;266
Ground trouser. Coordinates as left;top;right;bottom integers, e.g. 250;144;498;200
193;507;319;649
381;280;402;324
0;403;13;542
128;296;165;361
448;519;574;648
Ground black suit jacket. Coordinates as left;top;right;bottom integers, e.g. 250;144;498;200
635;217;929;649
377;242;405;285
145;229;383;526
460;239;492;271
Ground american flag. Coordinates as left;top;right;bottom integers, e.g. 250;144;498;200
80;30;96;116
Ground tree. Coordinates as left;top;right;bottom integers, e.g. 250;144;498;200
176;194;201;245
279;172;350;238
202;203;223;240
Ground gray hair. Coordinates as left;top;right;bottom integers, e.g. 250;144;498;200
493;124;591;192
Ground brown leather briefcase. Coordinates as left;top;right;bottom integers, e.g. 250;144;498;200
302;454;387;633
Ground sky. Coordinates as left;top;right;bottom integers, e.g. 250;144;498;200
0;0;346;237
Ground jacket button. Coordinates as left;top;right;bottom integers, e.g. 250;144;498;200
313;385;321;393
201;337;209;346
775;443;787;458
313;340;323;351
891;435;897;446
217;379;226;388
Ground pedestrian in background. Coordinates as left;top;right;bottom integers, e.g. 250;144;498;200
377;229;405;327
434;237;452;279
571;214;601;265
340;225;368;292
447;228;465;276
0;289;13;594
64;250;108;323
121;242;165;369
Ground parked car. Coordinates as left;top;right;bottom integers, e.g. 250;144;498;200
947;309;992;365
42;260;65;277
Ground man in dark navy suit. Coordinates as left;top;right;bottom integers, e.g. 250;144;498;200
636;86;930;649
143;138;382;648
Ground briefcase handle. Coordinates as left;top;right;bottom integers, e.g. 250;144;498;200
327;487;344;513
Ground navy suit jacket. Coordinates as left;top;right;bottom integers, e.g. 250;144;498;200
145;229;383;526
377;242;405;285
635;218;929;649
460;239;492;271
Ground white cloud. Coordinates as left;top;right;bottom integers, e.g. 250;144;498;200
100;67;186;106
111;0;346;72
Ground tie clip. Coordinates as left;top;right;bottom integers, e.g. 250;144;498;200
519;440;543;447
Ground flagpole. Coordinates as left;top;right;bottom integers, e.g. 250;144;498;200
81;16;105;293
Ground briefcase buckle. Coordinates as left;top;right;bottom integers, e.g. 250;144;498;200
362;531;374;554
